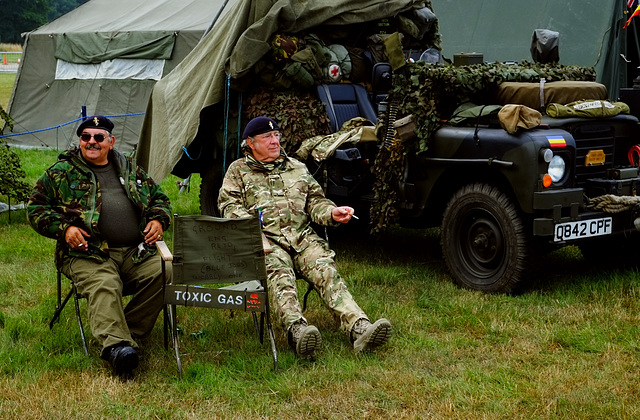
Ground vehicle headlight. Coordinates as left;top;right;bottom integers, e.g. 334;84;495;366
547;155;566;183
540;148;553;163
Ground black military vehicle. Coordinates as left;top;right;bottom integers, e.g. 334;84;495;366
312;74;640;293
399;108;639;293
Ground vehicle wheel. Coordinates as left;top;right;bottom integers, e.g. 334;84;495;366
441;183;528;293
199;163;224;216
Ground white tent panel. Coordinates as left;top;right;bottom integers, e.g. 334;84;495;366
55;59;165;81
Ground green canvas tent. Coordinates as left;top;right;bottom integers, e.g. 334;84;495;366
4;0;225;152
433;0;630;100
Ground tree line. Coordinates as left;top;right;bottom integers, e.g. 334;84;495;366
0;0;90;44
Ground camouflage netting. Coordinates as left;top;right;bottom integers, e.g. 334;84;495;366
370;61;598;234
243;87;331;155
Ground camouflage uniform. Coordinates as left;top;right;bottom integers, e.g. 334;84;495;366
218;152;368;334
28;148;171;261
28;147;172;353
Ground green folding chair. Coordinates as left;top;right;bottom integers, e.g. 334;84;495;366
156;214;277;377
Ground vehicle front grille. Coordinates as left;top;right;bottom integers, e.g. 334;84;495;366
570;123;615;188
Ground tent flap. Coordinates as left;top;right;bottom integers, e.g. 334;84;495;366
55;31;176;64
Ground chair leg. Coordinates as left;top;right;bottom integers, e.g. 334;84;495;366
251;312;264;344
265;313;278;372
50;280;90;356
49;287;74;329
163;305;169;350
262;281;278;371
167;304;182;378
72;287;89;357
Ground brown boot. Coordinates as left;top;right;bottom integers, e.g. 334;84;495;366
351;318;392;353
288;321;321;359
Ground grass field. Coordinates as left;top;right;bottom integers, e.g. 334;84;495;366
1;148;640;419
1;66;640;418
0;73;16;109
0;44;19;110
0;43;23;52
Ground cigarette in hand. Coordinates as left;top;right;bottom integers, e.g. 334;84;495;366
351;214;359;220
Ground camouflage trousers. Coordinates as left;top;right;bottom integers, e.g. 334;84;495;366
265;238;368;335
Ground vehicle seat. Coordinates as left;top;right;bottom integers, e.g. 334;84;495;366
317;84;378;132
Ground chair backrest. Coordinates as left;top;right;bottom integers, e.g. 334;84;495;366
165;214;268;311
317;83;378;132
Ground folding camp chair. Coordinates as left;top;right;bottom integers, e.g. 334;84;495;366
50;264;90;356
156;214;277;378
49;243;169;356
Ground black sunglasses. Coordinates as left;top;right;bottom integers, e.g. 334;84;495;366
80;133;109;143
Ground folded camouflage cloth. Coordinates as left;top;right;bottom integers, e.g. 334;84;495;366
294;117;377;161
546;99;630;118
498;104;542;134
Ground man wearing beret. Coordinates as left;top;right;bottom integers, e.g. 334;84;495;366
28;115;172;377
218;116;392;359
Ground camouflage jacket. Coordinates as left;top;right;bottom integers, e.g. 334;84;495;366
28;147;172;263
218;154;337;253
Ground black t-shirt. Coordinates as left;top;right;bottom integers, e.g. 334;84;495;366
91;162;142;247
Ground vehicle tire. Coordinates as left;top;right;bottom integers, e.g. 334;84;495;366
441;183;528;293
199;163;224;216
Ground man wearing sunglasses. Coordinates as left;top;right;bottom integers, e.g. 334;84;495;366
28;115;172;377
218;116;392;359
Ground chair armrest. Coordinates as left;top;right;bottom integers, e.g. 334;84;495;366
262;233;273;254
155;241;173;261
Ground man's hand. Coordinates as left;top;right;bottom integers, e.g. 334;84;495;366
331;206;355;224
143;219;164;245
65;226;91;252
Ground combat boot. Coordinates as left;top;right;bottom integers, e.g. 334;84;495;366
288;321;321;359
351;318;392;353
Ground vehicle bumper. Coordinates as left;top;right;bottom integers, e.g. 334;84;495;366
532;188;637;239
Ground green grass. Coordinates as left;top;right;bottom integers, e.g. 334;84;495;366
2;150;640;418
0;73;16;110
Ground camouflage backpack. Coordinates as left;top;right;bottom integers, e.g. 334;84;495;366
270;34;300;68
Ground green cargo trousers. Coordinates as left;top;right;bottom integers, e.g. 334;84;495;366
62;246;170;354
266;238;368;335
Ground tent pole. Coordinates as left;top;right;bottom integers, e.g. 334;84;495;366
202;0;230;39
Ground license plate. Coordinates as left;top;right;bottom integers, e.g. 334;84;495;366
554;217;612;242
